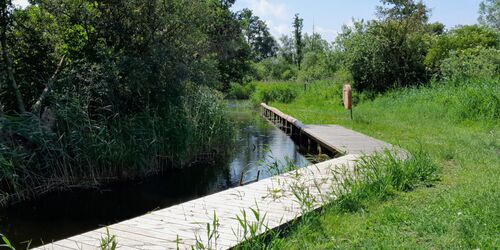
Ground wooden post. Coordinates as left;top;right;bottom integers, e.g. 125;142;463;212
343;84;353;120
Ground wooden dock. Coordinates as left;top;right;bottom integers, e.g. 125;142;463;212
35;104;395;250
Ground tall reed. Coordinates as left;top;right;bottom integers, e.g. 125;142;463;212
0;85;234;205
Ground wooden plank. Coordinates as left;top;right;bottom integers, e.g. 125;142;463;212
33;155;360;250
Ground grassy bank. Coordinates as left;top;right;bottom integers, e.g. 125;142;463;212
242;78;499;248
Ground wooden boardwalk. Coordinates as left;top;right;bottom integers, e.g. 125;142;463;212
302;125;393;155
35;105;395;250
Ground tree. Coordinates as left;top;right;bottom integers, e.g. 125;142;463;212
297;33;339;82
206;0;252;90
0;0;245;201
339;0;432;92
479;0;500;30
425;25;500;75
293;13;304;70
238;8;278;61
278;35;295;64
0;0;25;113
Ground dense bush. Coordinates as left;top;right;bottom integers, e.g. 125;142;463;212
226;82;256;99
251;83;299;104
425;25;499;75
251;57;297;81
440;47;500;81
297;51;335;82
339;0;432;93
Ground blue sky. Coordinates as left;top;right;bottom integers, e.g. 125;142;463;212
232;0;484;41
13;0;483;42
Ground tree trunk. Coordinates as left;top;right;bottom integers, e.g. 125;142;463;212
32;55;66;114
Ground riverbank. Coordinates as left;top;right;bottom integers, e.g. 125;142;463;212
241;78;499;248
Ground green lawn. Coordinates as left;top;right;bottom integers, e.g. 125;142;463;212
242;79;499;249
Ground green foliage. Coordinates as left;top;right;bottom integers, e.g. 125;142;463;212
227;83;256;99
250;83;299;104
440;47;500;81
0;0;246;203
293;14;304;69
425;25;499;75
297;51;333;82
0;85;233;204
430;78;500;121
479;0;500;30
100;228;117;250
251;57;297;81
247;75;499;249
0;233;15;250
296;34;342;82
339;0;432;92
193;211;220;250
238;8;278;61
251;80;345;110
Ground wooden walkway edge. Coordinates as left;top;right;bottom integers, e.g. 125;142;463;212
34;104;396;250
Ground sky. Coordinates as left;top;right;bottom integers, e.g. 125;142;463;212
232;0;484;41
13;0;484;42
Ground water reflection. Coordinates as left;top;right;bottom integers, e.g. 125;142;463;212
0;100;308;248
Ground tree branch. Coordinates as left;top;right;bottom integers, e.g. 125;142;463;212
32;55;66;114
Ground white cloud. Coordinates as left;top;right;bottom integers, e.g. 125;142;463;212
13;0;30;8
245;0;289;21
316;26;339;42
236;0;292;40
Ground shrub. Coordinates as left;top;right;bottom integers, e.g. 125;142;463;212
226;83;256;100
297;51;333;82
340;20;430;93
440;47;500;81
425;25;500;75
250;83;299;104
252;57;297;81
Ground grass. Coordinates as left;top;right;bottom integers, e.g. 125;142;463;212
241;78;499;248
0;84;234;205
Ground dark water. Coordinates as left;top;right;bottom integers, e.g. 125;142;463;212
0;101;309;248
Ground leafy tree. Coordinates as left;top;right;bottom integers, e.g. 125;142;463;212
427;22;445;35
440;47;500;81
7;5;60;113
0;0;25;113
339;0;432;92
425;25;500;75
293;13;304;69
278;35;295;64
479;0;500;30
0;0;246;201
238;8;278;61
206;0;252;90
298;33;340;82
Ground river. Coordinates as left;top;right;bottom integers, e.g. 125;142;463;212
0;101;309;248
